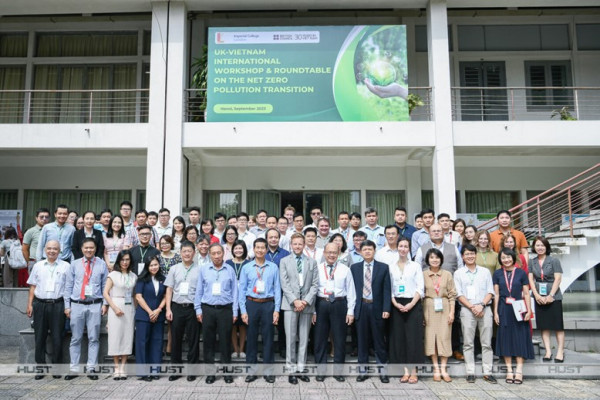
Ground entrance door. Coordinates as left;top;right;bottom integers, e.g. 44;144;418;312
459;61;508;121
280;191;303;216
304;192;331;225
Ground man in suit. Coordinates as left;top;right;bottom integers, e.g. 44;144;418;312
351;240;391;383
279;233;319;385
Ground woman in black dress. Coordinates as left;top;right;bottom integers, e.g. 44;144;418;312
493;248;534;384
528;236;565;363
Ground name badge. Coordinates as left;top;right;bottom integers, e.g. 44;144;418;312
466;285;477;300
46;276;56;293
138;263;145;275
539;283;548;296
506;297;515;305
109;253;117;263
212;282;222;296
325;280;335;295
255;280;265;294
396;285;405;296
179;282;190;296
298;273;304;287
124;290;132;305
434;297;443;312
84;284;93;297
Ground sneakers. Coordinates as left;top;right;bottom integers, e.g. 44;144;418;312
231;352;238;359
239;352;246;359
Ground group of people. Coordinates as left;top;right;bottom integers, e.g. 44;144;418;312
18;201;566;386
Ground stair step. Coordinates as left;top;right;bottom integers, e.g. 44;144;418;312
552;246;570;255
548;237;588;246
560;219;600;230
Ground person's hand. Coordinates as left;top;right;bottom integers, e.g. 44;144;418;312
65;308;71;319
312;314;317;325
447;313;454;325
101;305;108;316
494;313;500;326
233;316;238;324
382;312;390;319
403;302;414;312
293;300;305;312
113;307;124;317
471;304;483;316
524;310;532;321
346;315;354;325
273;311;279;325
364;78;408;100
197;314;203;323
166;310;173;322
546;296;554;304
242;313;249;325
27;305;33;318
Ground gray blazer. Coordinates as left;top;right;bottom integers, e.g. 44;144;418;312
279;253;319;313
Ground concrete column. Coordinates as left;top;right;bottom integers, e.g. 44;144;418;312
146;1;187;214
427;0;457;216
405;160;422;220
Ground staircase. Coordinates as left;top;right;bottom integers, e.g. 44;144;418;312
478;163;600;293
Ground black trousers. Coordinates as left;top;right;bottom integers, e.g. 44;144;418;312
202;303;233;364
356;302;388;365
171;303;200;366
314;298;347;375
33;298;65;365
452;303;462;352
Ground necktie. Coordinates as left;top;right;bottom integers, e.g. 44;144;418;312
80;259;91;299
327;265;335;302
296;256;302;274
363;263;372;298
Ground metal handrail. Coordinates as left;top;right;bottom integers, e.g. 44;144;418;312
477;163;600;239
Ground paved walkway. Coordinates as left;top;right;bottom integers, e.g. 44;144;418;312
1;373;599;399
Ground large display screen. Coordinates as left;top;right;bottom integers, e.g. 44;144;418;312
206;25;408;122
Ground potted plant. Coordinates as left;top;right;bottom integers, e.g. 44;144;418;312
189;45;208;122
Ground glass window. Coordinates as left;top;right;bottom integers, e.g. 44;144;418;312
143;30;151;56
414;25;453;52
458;24;569;51
204;191;241;220
0;66;26;123
525;61;572;111
36;32;138;57
0;33;28;57
577;24;600;50
465;191;520;214
366;191;405;227
0;190;18;209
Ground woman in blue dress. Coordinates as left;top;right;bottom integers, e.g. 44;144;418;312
493;247;534;385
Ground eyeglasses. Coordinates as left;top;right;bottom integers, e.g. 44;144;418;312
159;214;170;218
311;212;321;215
139;232;152;236
39;215;50;219
120;208;131;211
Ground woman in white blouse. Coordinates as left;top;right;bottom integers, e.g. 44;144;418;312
389;237;425;384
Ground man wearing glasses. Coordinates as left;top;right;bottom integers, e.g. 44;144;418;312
119;201;134;233
23;208;51;272
307;206;322;229
129;225;160;276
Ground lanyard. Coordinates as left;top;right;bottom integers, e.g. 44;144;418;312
122;272;131;288
432;272;442;296
538;258;545;280
503;268;515;295
232;261;243;279
47;261;58;278
183;264;194;281
467;267;477;285
323;262;337;280
255;263;266;281
267;250;279;263
139;246;149;261
304;247;316;259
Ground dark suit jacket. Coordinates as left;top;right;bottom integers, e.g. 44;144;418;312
134;278;167;323
351;260;391;320
71;229;105;260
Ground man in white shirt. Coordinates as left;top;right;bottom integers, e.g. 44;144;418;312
236;212;256;259
213;212;227;241
313;243;356;382
375;225;400;267
454;244;496;384
332;211;352;244
26;240;69;379
188;206;202;231
359;207;385;249
302;227;323;262
154;208;172;238
438;213;461;247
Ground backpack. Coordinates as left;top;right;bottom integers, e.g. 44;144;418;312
7;239;27;269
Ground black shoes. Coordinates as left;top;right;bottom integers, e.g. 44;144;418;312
333;375;345;382
34;375;44;380
245;375;258;383
64;375;77;381
298;375;310;382
466;375;476;383
87;375;98;381
288;375;298;385
483;375;497;384
52;375;61;379
224;376;233;384
168;375;181;381
356;375;369;382
205;375;216;384
186;375;196;382
380;375;389;383
315;376;325;382
264;375;275;383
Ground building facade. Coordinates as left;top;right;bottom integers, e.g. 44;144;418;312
0;0;599;235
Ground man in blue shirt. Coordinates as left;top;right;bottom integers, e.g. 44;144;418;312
265;228;290;358
195;243;238;385
393;207;417;243
37;204;76;262
239;238;281;383
359;207;385;249
63;238;108;380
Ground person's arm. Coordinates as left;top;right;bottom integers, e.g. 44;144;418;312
493;283;500;326
22;243;31;262
26;285;36;318
63;263;75;318
36;228;47;261
165;287;173;322
103;277;123;316
279;259;296;309
345;269;356;325
273;266;281;324
382;265;391;317
239;265;249;324
522;283;533;321
194;268;204;322
447;273;456;324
